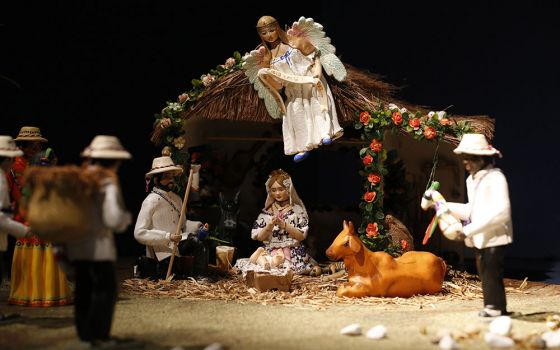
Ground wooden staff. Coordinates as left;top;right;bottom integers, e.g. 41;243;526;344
165;166;194;280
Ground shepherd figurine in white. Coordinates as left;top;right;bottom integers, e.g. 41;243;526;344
423;133;513;318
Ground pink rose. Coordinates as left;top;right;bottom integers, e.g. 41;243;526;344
423;127;437;140
409;118;421;130
369;139;383;153
178;93;189;103
366;223;379;238
359;111;371;125
368;173;381;185
392;111;403;125
363;191;377;203
362;154;374;166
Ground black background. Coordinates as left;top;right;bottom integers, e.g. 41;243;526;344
2;1;559;260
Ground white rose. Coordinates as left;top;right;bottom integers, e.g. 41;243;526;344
173;136;186;150
224;57;236;69
201;74;216;87
428;111;435;118
400;107;408;114
388;103;399;111
437;111;447;120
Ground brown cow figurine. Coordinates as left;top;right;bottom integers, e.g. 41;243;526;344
326;221;446;298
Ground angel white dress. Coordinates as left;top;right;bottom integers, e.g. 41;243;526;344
271;47;343;155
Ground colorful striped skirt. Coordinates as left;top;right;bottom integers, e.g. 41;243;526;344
8;237;72;306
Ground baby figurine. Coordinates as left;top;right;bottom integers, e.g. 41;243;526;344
248;247;285;270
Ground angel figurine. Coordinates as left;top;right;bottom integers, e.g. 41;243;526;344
243;16;345;162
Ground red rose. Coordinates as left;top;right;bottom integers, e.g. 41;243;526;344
363;191;377;203
366;222;379;238
409;118;421;130
359;111;371;125
401;239;409;251
368;173;381;185
392;111;403;125
439;118;451;126
362;154;374;166
369;139;383;152
423;126;437;139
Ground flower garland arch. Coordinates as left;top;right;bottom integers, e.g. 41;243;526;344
151;52;472;255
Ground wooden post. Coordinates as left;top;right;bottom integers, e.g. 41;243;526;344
165;166;194;280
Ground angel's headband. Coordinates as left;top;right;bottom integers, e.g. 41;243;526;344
256;16;278;29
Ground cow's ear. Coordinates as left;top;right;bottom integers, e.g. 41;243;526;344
343;220;348;230
347;221;355;235
348;236;361;253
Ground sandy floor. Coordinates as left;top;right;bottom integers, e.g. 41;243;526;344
0;263;559;350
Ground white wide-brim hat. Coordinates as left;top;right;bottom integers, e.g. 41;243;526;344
146;156;183;177
453;133;502;157
81;135;132;159
14;126;48;143
0;135;24;157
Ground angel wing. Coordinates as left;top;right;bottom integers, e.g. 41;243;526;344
242;48;282;119
288;17;347;82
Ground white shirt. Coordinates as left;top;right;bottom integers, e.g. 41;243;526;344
0;168;27;251
134;188;202;261
447;166;513;249
66;175;132;261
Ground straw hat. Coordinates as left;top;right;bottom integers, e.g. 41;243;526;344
0;136;24;157
146;156;183;177
453;133;502;157
14;126;48;142
81;135;132;159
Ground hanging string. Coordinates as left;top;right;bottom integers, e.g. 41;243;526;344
425;140;440;191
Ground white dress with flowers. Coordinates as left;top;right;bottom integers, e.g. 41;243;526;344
250;204;315;273
271;47;343;155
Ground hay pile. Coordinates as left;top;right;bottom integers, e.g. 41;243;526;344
122;269;531;310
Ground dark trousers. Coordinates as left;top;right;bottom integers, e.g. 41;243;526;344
74;261;117;342
475;245;507;312
178;238;208;276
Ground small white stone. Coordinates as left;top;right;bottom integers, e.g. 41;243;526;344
366;325;387;340
203;343;224;350
489;316;513;336
340;323;362;336
463;324;482;336
542;330;560;348
438;335;458;350
484;332;514;348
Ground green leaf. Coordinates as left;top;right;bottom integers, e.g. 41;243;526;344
233;51;242;61
375;211;385;220
359;147;368;157
191;79;202;87
365;203;373;212
354;122;363;130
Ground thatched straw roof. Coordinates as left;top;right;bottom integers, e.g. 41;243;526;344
179;64;494;144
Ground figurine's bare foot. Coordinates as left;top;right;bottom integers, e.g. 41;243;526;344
249;247;265;264
309;265;322;277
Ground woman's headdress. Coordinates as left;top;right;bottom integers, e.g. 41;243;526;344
264;169;307;215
